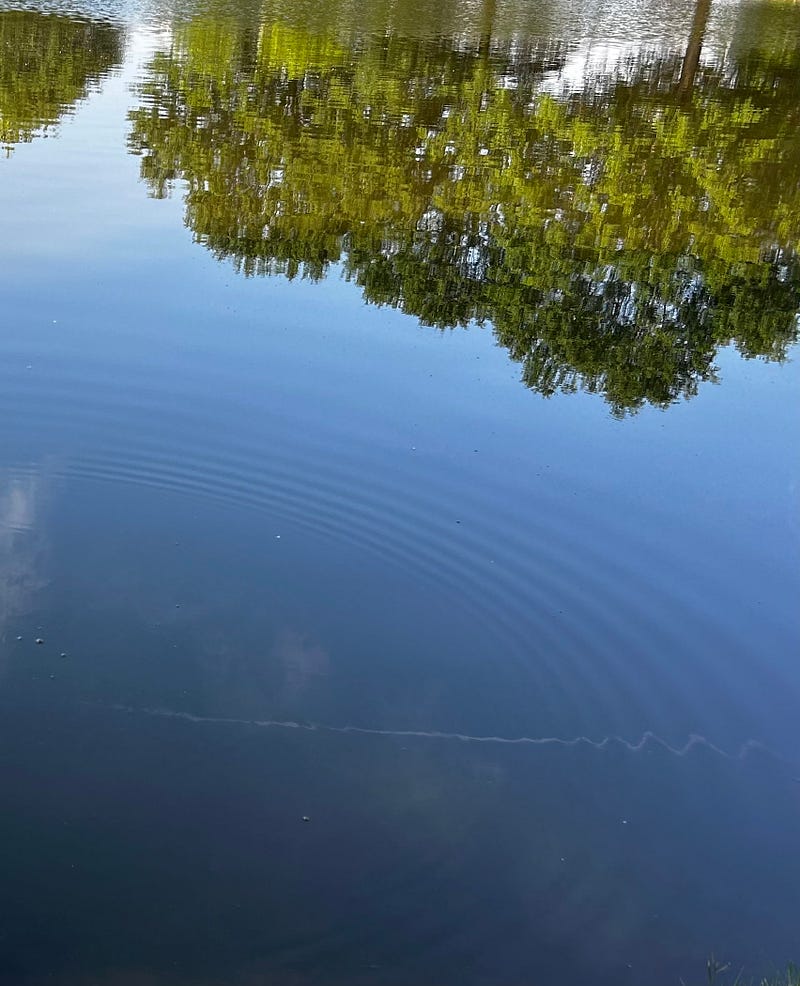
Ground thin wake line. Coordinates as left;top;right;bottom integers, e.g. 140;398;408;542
94;703;774;761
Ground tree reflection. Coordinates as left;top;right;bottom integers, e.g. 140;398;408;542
0;9;122;153
129;2;800;413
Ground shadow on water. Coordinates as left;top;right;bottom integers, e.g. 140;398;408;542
127;0;800;413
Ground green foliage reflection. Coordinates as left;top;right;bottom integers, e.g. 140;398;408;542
0;9;122;152
129;2;800;413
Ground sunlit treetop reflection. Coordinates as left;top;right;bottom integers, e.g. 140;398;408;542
128;0;800;414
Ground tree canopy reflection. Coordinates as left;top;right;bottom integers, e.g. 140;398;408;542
0;9;122;153
129;1;800;413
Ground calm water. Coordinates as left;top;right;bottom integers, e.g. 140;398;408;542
1;0;799;982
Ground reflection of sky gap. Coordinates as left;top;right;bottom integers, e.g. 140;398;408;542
538;41;701;94
0;471;38;534
245;0;759;55
0;467;47;657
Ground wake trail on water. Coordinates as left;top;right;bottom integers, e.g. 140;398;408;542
95;703;777;762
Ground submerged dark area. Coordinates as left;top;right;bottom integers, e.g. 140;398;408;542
0;0;798;982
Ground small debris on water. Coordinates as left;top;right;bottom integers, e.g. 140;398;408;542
622;819;628;825
16;636;22;641
35;638;44;645
301;816;311;822
49;674;55;679
60;653;67;659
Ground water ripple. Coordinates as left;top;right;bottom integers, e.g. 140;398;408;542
98;702;784;764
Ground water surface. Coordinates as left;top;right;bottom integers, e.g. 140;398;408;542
0;0;799;982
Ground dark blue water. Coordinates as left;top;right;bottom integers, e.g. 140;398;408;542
1;0;799;982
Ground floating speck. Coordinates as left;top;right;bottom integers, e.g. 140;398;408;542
35;638;44;645
16;635;22;641
301;816;311;822
60;652;67;659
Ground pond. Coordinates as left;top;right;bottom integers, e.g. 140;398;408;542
0;0;798;982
